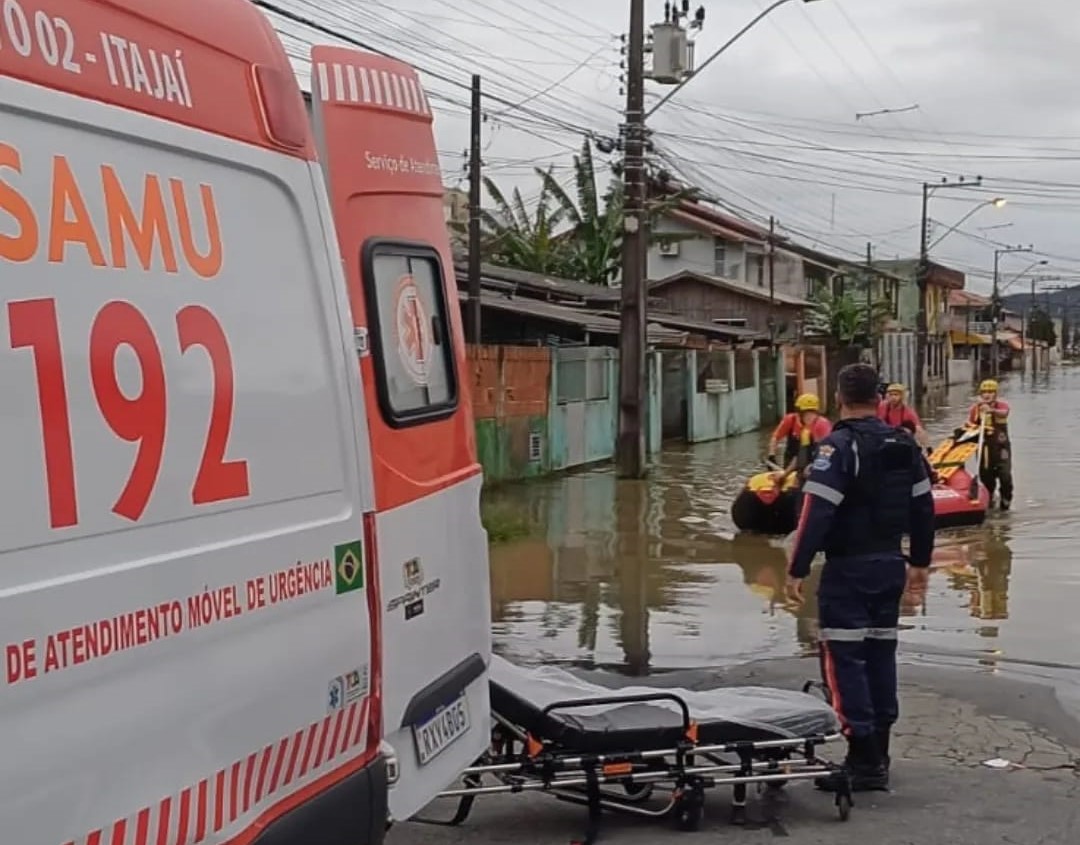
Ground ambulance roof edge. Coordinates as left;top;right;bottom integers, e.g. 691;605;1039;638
0;0;315;159
310;46;433;120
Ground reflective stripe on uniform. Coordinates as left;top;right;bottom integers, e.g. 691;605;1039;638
912;477;931;497
803;480;844;505
819;627;866;641
820;627;898;641
867;627;898;639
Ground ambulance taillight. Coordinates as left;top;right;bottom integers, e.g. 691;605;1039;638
252;64;309;151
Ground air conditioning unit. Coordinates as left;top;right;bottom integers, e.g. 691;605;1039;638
657;239;680;256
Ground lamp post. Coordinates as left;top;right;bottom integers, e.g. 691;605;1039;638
915;177;990;403
990;245;1035;377
926;197;1006;251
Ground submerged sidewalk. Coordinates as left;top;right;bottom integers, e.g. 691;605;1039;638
391;658;1080;845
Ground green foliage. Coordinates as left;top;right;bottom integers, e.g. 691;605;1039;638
470;138;696;285
453;168;570;275
1027;307;1057;346
803;287;893;347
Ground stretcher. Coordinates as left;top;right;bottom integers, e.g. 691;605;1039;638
423;657;852;843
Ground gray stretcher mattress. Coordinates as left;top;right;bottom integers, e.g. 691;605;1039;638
490;656;840;754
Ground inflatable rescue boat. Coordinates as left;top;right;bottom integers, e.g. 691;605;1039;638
730;469;800;535
731;425;990;535
926;425;990;528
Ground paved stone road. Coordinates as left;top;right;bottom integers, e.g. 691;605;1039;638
389;659;1080;844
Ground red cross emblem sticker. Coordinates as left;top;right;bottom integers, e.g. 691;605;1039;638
393;275;432;385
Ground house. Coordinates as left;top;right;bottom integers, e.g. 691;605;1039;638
647;196;809;303
946;289;1035;377
646;269;809;339
946;289;992;383
444;186;468;248
872;258;966;395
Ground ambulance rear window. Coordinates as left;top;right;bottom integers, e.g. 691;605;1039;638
362;241;458;425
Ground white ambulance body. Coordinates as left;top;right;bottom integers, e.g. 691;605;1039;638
0;1;490;843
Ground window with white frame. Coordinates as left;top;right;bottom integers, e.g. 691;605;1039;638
713;238;727;277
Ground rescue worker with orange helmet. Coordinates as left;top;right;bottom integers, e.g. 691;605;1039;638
768;393;832;471
968;379;1013;510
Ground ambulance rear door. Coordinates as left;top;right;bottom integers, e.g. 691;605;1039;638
0;4;383;843
309;46;491;821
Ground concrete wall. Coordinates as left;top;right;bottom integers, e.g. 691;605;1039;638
684;349;771;442
469;345;551;484
948;358;974;385
877;332;916;389
470;343;770;484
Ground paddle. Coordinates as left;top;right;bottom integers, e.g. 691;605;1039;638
969;410;988;500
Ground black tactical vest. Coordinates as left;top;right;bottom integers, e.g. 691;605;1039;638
822;418;923;559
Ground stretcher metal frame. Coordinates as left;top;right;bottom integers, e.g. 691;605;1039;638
422;689;853;843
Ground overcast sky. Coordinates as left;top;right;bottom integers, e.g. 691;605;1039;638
270;0;1080;295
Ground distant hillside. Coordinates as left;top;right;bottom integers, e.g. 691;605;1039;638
1000;284;1080;317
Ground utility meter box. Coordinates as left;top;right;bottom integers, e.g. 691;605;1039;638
649;22;692;84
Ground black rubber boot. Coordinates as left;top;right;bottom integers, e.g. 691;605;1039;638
875;726;891;772
1000;497;1011;511
817;734;889;792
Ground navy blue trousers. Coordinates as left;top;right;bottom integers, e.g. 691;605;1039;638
817;556;907;739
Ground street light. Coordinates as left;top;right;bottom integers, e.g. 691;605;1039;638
915;176;985;402
926;197;1007;251
645;0;825;119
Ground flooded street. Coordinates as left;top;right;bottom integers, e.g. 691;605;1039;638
487;366;1080;701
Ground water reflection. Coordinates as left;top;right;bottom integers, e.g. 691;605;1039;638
489;368;1080;680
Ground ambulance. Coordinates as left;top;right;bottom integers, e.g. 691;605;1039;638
0;1;490;843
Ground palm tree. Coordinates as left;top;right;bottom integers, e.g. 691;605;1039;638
804;288;894;347
470;138;698;285
465;170;572;276
537;141;625;286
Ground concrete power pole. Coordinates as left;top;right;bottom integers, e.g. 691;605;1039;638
466;74;482;344
616;0;647;479
866;241;876;369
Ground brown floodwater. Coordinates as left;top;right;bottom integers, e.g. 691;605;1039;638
486;365;1080;701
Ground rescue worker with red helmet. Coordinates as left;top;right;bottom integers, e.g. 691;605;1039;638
877;383;931;451
968;379;1013;510
767;393;832;473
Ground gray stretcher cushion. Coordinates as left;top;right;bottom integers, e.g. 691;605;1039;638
490;656;840;755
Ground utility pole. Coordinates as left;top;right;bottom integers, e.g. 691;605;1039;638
466;74;482;344
766;215;776;346
616;0;647;479
990;244;1033;378
865;242;877;368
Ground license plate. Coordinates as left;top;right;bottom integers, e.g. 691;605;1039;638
412;694;470;765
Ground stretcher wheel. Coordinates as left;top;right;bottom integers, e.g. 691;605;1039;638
675;803;702;831
621;780;653;802
836;793;852;821
674;793;703;831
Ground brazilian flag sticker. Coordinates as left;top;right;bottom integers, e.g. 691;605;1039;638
334;541;364;595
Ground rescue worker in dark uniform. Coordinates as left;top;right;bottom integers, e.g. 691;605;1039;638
785;363;935;791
